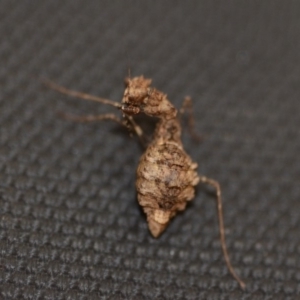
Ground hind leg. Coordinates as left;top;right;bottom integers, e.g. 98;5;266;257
199;176;246;289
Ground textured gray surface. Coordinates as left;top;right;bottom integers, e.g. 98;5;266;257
1;1;300;299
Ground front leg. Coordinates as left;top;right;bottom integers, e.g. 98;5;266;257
58;112;147;146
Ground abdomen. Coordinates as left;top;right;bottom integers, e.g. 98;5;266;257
136;141;199;237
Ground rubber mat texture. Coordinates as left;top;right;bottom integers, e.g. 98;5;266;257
0;1;300;299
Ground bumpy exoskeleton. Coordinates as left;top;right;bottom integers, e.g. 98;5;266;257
136;118;200;237
122;77;200;237
44;75;245;289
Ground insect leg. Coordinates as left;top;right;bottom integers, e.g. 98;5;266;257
126;116;148;147
43;79;146;144
180;96;201;141
199;176;246;289
42;78;122;108
58;112;125;125
59;112;146;145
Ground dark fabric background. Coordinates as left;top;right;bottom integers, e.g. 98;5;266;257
0;1;300;299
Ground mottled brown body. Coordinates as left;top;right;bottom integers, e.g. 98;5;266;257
137;119;200;237
44;75;245;289
122;77;200;236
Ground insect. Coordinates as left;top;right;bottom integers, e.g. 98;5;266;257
44;75;245;289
